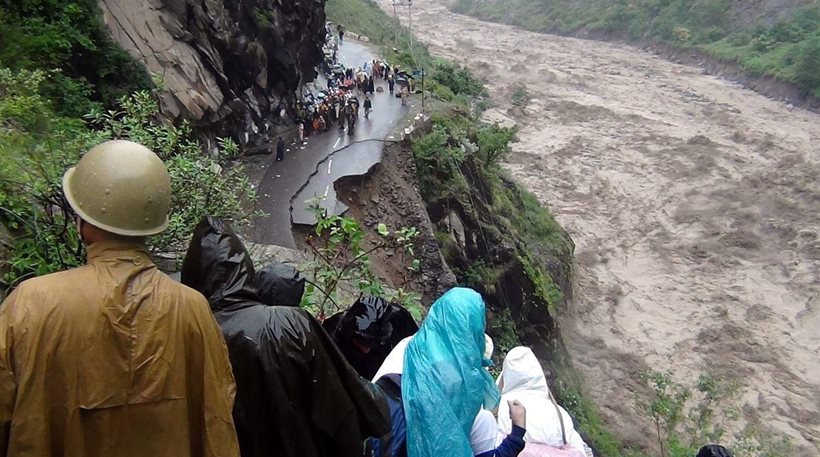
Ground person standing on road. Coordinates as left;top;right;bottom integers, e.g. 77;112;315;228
338;24;345;45
364;95;372;119
276;136;285;162
401;85;409;106
388;74;395;95
0;140;241;457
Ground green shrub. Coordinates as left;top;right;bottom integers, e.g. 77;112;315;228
476;123;516;166
0;1;151;116
793;36;820;96
0;68;256;293
431;59;486;97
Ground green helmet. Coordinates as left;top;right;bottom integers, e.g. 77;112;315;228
63;140;171;236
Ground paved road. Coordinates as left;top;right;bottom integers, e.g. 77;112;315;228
253;40;412;248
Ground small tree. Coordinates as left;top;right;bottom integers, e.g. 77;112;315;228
636;371;691;457
635;370;791;457
476;123;516;166
301;199;422;320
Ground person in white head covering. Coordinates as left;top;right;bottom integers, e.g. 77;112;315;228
497;347;592;457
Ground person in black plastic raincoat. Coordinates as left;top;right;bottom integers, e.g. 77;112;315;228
256;263;305;307
323;296;419;380
696;445;732;457
181;216;391;457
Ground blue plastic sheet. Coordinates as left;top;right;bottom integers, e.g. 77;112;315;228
402;287;501;457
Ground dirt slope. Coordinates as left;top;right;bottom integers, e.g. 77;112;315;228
374;0;820;454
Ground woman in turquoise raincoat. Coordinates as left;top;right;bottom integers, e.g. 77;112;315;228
402;287;501;457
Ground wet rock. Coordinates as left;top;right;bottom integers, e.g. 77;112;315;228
245;241;307;267
442;210;467;251
100;0;326;143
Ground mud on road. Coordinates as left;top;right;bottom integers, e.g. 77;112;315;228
375;0;820;454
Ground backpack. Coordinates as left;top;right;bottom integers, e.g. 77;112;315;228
366;374;407;457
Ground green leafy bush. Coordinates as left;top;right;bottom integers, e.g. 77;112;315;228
301;200;422;319
476;123;516;166
0;68;256;294
793;36;820;97
0;0;151;117
635;370;792;457
431;60;486;97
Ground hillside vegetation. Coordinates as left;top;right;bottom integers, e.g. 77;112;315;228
451;0;820;98
0;1;255;295
0;0;151;116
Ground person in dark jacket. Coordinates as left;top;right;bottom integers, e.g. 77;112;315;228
364;96;372;119
256;262;305;307
276;136;285;161
323;296;419;380
181;216;390;457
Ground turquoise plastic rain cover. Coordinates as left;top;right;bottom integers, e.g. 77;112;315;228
402;287;501;457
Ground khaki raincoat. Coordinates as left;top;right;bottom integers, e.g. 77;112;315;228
0;240;240;457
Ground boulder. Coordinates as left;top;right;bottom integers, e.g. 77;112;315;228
443;210;467;251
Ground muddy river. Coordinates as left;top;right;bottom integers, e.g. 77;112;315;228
374;0;820;454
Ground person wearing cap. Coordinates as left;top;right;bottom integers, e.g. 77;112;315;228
0;140;241;456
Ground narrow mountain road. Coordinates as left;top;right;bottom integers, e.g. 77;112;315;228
377;0;820;454
253;40;411;248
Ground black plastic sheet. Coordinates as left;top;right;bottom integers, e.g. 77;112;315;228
181;216;390;457
257;263;305;307
696;445;732;457
324;296;419;380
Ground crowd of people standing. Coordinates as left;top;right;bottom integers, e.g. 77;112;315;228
287;22;415;146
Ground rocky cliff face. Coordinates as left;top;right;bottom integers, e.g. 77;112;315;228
99;0;326;150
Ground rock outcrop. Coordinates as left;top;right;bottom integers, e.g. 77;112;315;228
99;0;326;150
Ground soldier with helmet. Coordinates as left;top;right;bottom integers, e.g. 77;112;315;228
0;140;241;456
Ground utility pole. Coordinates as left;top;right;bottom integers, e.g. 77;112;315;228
421;68;425;115
393;0;423;115
392;0;398;43
392;0;413;49
408;0;412;57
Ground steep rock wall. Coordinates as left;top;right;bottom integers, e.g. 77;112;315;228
99;0;326;149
